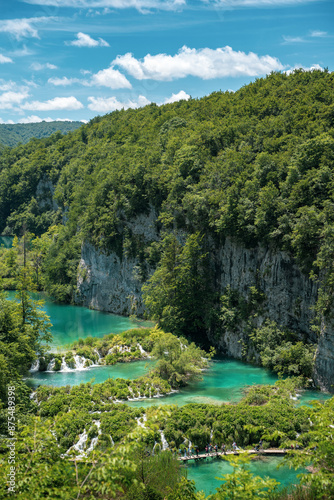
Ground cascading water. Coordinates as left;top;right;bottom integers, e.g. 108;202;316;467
71;430;88;459
86;421;102;454
46;359;55;371
74;355;86;370
60;356;71;372
159;430;169;450
29;359;40;372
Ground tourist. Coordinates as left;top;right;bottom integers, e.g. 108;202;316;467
214;444;218;454
232;441;237;452
205;445;208;455
221;443;226;455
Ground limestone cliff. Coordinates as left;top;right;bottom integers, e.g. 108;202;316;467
76;231;333;392
76;208;159;316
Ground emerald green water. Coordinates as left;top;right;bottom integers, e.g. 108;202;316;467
126;358;279;408
27;360;154;388
15;293;328;496
185;456;304;496
6;291;150;348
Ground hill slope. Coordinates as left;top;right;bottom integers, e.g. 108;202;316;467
0;69;334;389
0;121;83;148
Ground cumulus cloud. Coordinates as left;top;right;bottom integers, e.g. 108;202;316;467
87;94;150;112
16;115;76;123
285;64;324;75
0;17;55;40
22;0;185;11
0;90;30;109
30;62;58;70
0;54;13;63
67;32;109;47
163;90;190;104
90;66;132;89
21;96;84;111
113;46;284;81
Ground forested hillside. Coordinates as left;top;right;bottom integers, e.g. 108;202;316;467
0;69;334;382
0;121;83;148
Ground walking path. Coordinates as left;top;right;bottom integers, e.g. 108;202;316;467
178;449;286;462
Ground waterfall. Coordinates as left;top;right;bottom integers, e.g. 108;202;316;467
29;359;40;372
137;343;148;357
46;358;55;371
93;349;102;365
86;421;101;454
60;356;72;372
159;430;169;450
110;436;115;447
136;414;147;428
74;355;86;370
72;430;88;459
210;429;213;441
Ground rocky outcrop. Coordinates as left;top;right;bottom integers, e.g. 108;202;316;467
76;208;159;316
76;230;333;392
211;238;319;357
314;321;334;392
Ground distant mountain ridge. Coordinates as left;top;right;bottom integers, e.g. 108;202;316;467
0;121;83;148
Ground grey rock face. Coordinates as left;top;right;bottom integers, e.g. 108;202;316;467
211;238;318;355
314;322;334;392
76;208;159;316
76;230;333;392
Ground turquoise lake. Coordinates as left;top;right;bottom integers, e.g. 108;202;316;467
185;455;304;496
6;291;150;348
8;293;330;494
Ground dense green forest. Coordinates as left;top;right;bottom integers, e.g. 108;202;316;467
0;121;83;149
0;70;333;313
1;69;334;498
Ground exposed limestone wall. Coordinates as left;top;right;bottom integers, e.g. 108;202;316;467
76;230;333;392
210;238;319;357
76;208;159;316
314;322;334;392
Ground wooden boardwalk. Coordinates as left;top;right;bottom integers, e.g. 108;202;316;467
178;449;286;462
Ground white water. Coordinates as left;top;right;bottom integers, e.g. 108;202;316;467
71;430;88;459
159;430;169;450
46;359;55;372
86;421;102;454
136;414;147;428
29;359;40;372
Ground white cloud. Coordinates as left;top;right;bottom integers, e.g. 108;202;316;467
30;62;58;70
21;96;84;111
48;77;81;86
113;45;284;81
282;35;305;43
285;64;324;75
0;90;30;109
0;17;55;40
9;45;34;57
22;0;185;11
310;30;328;37
0;118;15;124
67;32;109;47
0;54;13;64
205;0;320;6
87;94;150;112
90;66;132;89
164;90;190;104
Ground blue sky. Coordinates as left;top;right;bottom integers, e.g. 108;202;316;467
0;0;333;123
